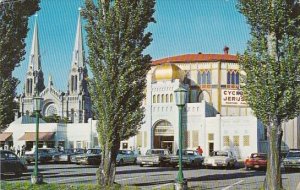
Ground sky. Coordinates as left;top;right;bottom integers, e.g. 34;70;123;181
13;0;250;94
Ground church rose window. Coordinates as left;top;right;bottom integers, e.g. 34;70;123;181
46;104;57;116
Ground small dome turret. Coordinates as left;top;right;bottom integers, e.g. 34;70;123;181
153;63;184;81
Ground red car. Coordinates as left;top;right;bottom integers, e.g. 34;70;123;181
244;153;267;170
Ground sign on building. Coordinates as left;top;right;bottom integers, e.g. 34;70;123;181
221;89;247;106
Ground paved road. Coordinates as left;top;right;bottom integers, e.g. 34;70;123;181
2;163;300;189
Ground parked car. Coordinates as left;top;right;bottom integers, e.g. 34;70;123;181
137;149;171;167
23;148;59;164
203;150;237;169
116;150;137;166
244;153;267;170
0;150;28;177
170;149;204;168
283;149;300;170
73;148;102;165
53;148;85;163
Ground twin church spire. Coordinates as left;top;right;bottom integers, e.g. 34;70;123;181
25;18;44;97
25;12;85;97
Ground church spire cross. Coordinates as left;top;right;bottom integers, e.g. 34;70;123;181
28;16;41;72
71;10;84;68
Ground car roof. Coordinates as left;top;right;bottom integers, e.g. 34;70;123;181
0;150;14;153
289;149;300;152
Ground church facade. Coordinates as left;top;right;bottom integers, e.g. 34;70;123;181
19;14;91;123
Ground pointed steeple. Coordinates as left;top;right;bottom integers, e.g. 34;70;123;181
24;16;45;97
71;10;84;68
28;17;41;71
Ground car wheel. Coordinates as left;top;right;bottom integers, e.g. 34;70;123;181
140;164;143;167
15;171;22;177
226;163;231;170
119;159;124;166
133;158;137;165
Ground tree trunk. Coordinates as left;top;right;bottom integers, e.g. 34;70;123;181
264;120;283;190
96;141;119;187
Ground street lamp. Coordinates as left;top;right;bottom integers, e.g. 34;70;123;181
174;87;188;190
31;94;43;184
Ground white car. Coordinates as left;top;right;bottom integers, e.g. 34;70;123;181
203;150;237;169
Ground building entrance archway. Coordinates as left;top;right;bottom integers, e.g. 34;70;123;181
153;120;174;153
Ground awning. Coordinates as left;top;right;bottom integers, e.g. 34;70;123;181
18;132;55;141
0;132;13;141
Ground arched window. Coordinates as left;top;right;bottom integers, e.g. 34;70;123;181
236;72;239;85
201;72;206;84
166;94;169;103
170;94;173;103
206;71;211;84
153;95;156;103
157;95;160;103
227;70;239;85
74;75;78;91
197;71;202;84
227;71;231;84
231;72;236;84
162;94;165;103
71;76;74;92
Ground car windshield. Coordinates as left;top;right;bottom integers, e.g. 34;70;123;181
87;149;101;154
74;149;85;153
38;149;49;154
212;151;228;157
251;153;267;159
287;152;300;158
185;150;197;156
64;149;74;154
146;150;164;155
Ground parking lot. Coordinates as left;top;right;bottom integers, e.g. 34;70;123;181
2;163;300;189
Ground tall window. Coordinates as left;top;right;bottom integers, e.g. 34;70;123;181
227;70;240;85
153;95;156;103
166;94;169;103
170;94;173;102
198;70;211;85
223;136;230;146
162;94;165;103
157;95;160;103
207;71;211;84
233;136;239;146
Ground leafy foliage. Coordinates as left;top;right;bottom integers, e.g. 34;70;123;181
0;0;40;130
238;0;300;127
237;0;300;189
42;114;68;123
83;0;155;186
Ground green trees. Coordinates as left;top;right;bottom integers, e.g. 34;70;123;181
83;0;155;186
0;0;40;131
237;1;300;189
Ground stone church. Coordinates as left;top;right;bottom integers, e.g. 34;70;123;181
19;14;91;123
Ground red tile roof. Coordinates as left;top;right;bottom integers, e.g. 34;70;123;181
152;54;238;65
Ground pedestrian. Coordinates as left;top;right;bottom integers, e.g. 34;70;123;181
196;146;203;156
17;145;21;156
21;145;25;156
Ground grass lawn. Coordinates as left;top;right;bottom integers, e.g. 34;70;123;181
0;181;140;190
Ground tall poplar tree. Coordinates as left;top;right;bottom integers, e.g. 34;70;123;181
0;0;40;131
237;1;300;189
83;0;155;186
